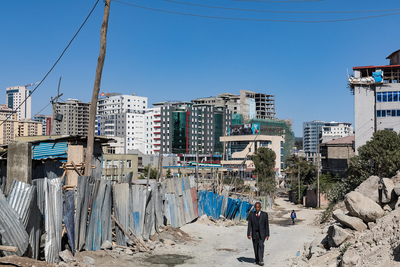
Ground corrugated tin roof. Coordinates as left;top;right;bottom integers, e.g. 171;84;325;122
32;141;68;159
323;135;355;145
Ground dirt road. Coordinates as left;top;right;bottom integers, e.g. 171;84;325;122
127;195;324;267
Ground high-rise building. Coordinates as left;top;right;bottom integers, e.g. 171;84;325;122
303;120;325;159
6;85;32;120
54;99;90;136
33;114;52;135
144;107;161;154
153;101;232;155
192;90;275;120
0;104;42;145
96;93;148;154
349;49;400;153
303;120;353;160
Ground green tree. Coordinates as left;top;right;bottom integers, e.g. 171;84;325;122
166;169;172;178
140;164;157;179
251;147;276;195
285;155;316;185
329;130;400;202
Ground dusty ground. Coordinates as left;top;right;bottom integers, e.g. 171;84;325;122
0;195;324;267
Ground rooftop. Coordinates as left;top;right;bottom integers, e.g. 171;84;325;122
322;135;355;145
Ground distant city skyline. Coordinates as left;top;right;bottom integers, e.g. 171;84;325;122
2;1;400;136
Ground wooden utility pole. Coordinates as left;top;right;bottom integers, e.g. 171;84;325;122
50;77;63;138
85;0;111;176
298;165;301;204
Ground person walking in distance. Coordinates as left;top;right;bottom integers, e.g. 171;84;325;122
291;210;297;225
247;202;270;266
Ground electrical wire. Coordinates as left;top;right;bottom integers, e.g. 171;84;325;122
0;0;100;128
164;0;400;14
232;0;323;2
112;0;400;23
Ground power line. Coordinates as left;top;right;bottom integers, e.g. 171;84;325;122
0;0;100;128
164;0;400;14
232;0;323;2
112;0;400;23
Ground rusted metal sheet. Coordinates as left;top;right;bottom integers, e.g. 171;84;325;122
190;187;199;218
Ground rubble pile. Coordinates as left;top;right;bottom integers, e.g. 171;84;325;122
303;173;400;267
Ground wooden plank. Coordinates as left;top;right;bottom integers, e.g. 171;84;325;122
0;245;18;252
66;145;83;186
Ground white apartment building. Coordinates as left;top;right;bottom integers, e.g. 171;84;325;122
349;49;400;153
6;85;31;120
96;93;148;154
321;122;353;143
144;107;161;154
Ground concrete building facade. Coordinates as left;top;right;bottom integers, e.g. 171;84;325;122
6;85;31;120
102;153;138;181
96;93;148;154
350;50;400;153
144;107;161;155
192;90;275;120
220;134;284;177
54;99;90;136
303;120;325;159
33;114;52;135
320;135;355;177
153;101;232;155
321;122;353;143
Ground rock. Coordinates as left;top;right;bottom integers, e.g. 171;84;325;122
101;240;113;250
59;250;75;263
367;222;376;230
344;191;384;223
310;234;328;249
342;249;360;267
83;256;95;266
396;198;400;210
58;263;69;267
383;204;392;212
356;175;395;204
162;239;175;246
332;210;367;232
393;186;400;197
327;225;351;247
125;249;134;255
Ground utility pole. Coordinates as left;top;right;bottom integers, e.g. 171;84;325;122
50;77;63;138
220;128;226;194
85;0;111;176
298;165;301;204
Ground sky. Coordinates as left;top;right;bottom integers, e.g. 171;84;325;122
1;0;400;137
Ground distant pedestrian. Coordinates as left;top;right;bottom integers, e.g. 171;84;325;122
247;202;269;266
291;210;296;225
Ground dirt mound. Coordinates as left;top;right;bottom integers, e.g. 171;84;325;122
150;226;192;243
0;255;56;267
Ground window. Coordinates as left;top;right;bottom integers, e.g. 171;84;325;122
394;92;399;102
383;92;388;102
127;160;132;168
382;110;386;117
388;92;393;102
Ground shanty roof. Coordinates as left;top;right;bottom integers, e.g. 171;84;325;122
323;135;355;145
353;64;400;70
386;49;400;59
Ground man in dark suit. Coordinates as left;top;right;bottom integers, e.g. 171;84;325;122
247;202;269;266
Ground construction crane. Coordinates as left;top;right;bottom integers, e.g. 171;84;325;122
24;82;40;88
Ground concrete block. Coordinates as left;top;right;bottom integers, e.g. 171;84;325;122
6;142;32;194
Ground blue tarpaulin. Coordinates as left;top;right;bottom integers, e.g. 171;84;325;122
373;71;383;83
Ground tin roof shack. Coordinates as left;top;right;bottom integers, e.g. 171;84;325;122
14;135;115;184
320;135;355;177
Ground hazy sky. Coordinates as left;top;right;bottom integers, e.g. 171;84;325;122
2;0;400;136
